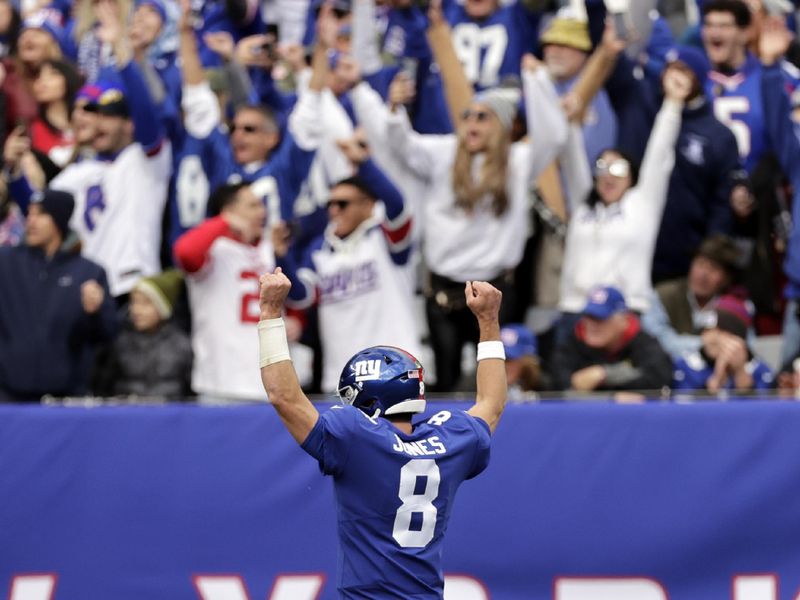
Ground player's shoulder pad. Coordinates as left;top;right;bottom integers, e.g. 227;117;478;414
424;408;484;431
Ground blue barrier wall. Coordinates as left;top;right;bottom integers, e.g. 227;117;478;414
2;401;800;599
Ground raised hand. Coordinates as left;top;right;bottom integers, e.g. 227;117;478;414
465;280;502;323
204;31;235;62
521;53;543;74
428;0;445;28
759;15;793;66
279;43;307;73
81;280;105;315
317;2;339;50
259;267;292;320
662;68;693;103
3;126;31;169
388;72;415;110
336;131;370;166
600;17;628;56
235;34;274;69
96;0;131;65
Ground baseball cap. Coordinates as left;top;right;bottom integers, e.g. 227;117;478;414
707;295;753;340
581;286;627;320
83;80;130;118
500;324;538;360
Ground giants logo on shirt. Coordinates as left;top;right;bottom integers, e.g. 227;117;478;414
354;359;381;382
319;261;378;304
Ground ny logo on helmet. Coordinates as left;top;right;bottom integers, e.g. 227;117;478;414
354;359;382;382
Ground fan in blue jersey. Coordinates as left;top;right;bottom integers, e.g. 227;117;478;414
700;0;800;363
166;1;335;247
257;269;508;599
701;0;799;174
187;0;263;67
444;0;541;90
673;294;773;393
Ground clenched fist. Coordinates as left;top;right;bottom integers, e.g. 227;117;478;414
259;267;292;320
464;280;502;323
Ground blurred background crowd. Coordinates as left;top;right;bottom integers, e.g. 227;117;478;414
2;0;800;403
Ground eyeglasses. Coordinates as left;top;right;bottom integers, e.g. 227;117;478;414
595;157;630;178
327;198;352;210
230;123;261;134
461;109;491;122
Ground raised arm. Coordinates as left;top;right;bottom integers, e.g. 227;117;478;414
630;68;689;219
258;268;320;445
522;56;569;183
96;0;164;152
284;4;336;153
385;104;453;180
465;281;507;435
351;0;383;77
558;123;593;212
567;19;626;123
426;0;474;126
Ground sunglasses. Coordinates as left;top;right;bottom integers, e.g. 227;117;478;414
461;109;491;122
595;157;630;178
327;198;352;210
230;123;261;134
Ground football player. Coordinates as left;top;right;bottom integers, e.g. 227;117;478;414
257;268;507;598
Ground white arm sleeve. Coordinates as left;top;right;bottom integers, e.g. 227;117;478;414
288;89;325;151
385;107;442;180
351;0;383;77
523;68;569;183
631;98;683;218
182;82;221;139
352;82;390;148
268;0;311;45
558;123;594;213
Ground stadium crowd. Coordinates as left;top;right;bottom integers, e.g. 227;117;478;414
2;0;800;402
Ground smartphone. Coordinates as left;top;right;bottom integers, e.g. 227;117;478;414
261;23;280;60
612;11;629;41
286;218;301;240
400;57;418;81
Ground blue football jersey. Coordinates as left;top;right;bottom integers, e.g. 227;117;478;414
302;405;491;599
445;0;540;90
706;54;770;173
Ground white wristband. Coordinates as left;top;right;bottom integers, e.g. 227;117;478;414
476;341;505;361
258;318;292;367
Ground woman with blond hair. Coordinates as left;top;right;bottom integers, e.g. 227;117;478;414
383;55;568;390
72;0;133;82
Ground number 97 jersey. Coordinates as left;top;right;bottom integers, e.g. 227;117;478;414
301;405;491;599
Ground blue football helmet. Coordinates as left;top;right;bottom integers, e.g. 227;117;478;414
337;346;426;418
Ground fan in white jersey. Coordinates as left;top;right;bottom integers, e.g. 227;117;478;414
174;182;309;401
5;3;171;297
277;135;421;392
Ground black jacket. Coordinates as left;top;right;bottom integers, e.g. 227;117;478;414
552;315;673;392
0;245;118;400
